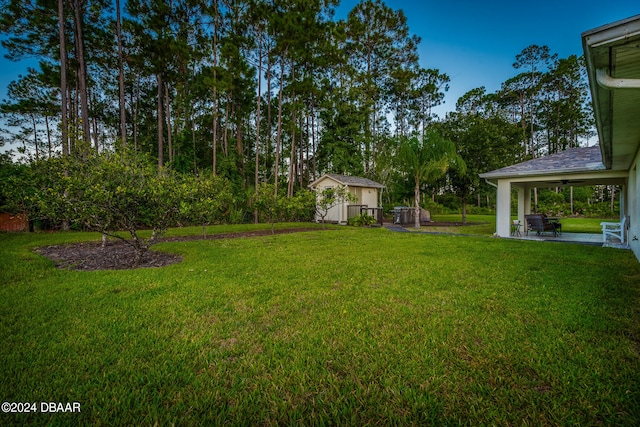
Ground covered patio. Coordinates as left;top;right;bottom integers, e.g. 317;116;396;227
479;145;628;245
514;231;621;246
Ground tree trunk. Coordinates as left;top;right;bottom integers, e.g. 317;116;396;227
92;111;99;151
129;230;150;266
212;1;219;176
610;186;615;212
287;61;296;198
529;67;535;158
165;83;173;163
73;0;91;152
414;180;420;229
223;100;229;156
212;95;217;175
31;115;39;159
133;78;140;150
191;106;197;173
116;0;126;147
89;87;99;151
45;115;52;157
274;49;287;195
311;94;316;181
287;134;296;197
266;54;272;176
304;113;309;184
570;186;574;214
299;112;304;188
58;0;69;156
236;112;243;177
462;198;467;224
157;74;164;168
254;31;263;223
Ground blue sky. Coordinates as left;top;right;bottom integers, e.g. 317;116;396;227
336;0;639;116
0;0;638;117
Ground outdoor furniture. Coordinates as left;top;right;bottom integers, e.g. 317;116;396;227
546;217;562;233
525;214;561;237
511;220;521;236
601;216;626;243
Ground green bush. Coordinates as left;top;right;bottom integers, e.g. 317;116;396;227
28;151;185;264
348;214;377;227
420;199;455;215
538;189;565;207
280;189;316;222
536;199;619;218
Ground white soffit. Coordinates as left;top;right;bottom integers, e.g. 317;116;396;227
583;15;640;171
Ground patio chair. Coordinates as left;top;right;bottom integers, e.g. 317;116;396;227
525;214;561;237
601;216;626;243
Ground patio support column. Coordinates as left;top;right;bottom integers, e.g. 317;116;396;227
496;179;512;237
516;185;525;227
518;185;532;227
620;185;626;221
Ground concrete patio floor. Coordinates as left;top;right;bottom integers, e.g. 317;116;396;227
511;231;628;248
383;223;630;249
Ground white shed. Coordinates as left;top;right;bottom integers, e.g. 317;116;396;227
308;174;385;224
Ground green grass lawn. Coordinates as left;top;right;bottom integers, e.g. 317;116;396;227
558;216;611;233
2;224;640;425
428;214;497;235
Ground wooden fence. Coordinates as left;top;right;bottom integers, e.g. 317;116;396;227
0;212;28;231
347;205;384;225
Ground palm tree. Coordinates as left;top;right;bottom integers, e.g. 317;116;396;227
398;129;466;229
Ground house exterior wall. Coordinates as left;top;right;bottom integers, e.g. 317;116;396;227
358;187;378;208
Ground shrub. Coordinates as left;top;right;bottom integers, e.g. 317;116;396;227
32;151;184;265
348;214;377;227
281;189;316;222
179;175;234;237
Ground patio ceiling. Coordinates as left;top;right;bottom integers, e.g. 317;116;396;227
582;15;640;171
507;173;626;189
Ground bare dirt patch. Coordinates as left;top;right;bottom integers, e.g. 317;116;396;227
35;228;320;271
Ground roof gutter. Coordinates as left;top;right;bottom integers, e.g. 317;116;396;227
596;68;640;89
484;179;498;189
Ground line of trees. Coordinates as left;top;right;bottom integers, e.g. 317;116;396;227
0;0;595;217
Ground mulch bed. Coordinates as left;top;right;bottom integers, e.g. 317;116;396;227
35;228;320;271
35;241;181;271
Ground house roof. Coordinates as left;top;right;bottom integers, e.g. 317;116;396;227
582;14;640;170
309;174;385;189
479;146;606;179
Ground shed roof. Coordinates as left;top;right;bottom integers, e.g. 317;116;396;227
309;174;385;189
479;146;605;179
